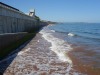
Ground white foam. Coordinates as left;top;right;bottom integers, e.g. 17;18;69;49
18;48;31;55
39;27;73;74
51;30;55;32
68;33;75;36
37;40;40;42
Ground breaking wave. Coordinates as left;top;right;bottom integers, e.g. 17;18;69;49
40;27;74;74
51;30;55;32
68;33;75;36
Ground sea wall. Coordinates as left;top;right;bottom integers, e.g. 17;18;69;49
0;3;37;34
0;32;28;50
0;2;42;59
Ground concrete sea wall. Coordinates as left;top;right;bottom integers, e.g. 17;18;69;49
0;3;37;34
0;32;28;50
0;2;41;58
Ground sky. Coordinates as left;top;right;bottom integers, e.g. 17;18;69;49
0;0;100;23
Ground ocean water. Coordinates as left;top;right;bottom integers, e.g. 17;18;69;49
40;23;100;75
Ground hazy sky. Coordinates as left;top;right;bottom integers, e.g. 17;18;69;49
0;0;100;23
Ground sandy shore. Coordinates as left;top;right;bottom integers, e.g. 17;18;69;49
0;33;73;75
1;32;99;75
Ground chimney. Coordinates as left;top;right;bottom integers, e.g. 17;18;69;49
29;9;35;17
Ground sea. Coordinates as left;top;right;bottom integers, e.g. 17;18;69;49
40;23;100;75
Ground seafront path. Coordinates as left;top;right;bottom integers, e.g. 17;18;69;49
0;33;71;75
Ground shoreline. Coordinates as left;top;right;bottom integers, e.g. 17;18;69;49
0;23;47;61
41;24;100;75
1;24;99;75
1;30;73;74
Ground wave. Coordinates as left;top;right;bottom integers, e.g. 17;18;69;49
40;27;74;74
69;32;100;41
40;29;72;62
68;33;75;37
52;30;76;37
56;30;100;41
51;30;55;32
39;26;88;75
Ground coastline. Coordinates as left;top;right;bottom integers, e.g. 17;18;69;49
1;23;99;75
40;24;100;75
1;33;71;75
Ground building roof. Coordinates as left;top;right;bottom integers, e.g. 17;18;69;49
0;2;19;11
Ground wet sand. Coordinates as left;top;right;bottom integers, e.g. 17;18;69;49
1;33;73;75
1;32;99;75
68;46;100;75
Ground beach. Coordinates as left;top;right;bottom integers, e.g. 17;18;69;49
0;33;75;75
0;23;100;75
